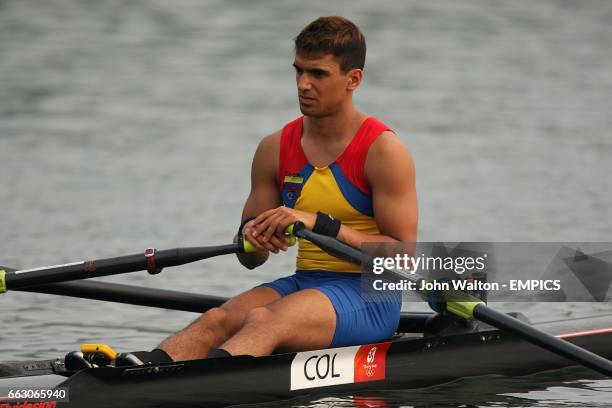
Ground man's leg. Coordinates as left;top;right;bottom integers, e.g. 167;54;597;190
220;288;337;357
158;285;281;361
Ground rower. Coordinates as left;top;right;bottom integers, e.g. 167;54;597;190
156;16;416;362
67;16;418;365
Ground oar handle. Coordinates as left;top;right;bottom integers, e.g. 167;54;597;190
241;223;298;253
0;269;6;294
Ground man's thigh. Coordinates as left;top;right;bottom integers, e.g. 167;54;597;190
265;279;401;350
264;288;337;352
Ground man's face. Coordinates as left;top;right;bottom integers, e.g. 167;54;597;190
293;53;359;117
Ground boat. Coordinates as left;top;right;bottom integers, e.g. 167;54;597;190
1;223;611;407
1;312;611;407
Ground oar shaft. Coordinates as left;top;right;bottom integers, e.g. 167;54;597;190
293;229;371;265
3;243;241;291
474;305;612;377
20;280;228;313
17;280;434;332
293;224;421;285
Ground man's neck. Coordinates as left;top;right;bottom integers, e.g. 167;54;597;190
303;107;365;142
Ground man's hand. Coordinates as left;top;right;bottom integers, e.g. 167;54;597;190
241;217;290;254
249;207;316;253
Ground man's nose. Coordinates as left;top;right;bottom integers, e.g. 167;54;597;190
297;74;312;92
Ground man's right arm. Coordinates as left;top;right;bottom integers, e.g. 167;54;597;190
236;131;283;269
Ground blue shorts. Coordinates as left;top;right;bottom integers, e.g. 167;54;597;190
261;270;402;348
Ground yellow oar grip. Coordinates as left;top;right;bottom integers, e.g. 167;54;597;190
243;238;258;253
443;289;485;319
242;223;298;253
81;343;118;360
0;270;6;294
446;300;485;320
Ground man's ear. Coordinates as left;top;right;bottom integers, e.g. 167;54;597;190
347;69;363;91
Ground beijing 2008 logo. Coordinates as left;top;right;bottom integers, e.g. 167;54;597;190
364;346;378;376
366;346;377;364
353;342;389;383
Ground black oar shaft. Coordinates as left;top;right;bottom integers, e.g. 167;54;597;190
20;280;228;313
293;224;420;286
4;243;241;290
474;305;612;377
18;280;434;333
293;228;371;265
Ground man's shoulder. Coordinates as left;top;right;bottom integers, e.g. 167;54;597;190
252;131;282;182
257;130;282;154
365;130;414;176
368;130;407;155
262;129;282;143
257;115;302;155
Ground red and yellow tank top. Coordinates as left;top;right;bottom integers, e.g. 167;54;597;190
278;116;392;273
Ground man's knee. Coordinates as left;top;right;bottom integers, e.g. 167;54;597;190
200;307;251;337
201;307;228;324
195;307;231;335
243;306;275;327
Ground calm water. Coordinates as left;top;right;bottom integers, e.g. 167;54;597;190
1;0;611;406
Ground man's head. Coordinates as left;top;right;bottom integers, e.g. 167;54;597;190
293;17;366;117
294;16;366;74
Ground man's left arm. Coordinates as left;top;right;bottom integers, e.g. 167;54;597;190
337;131;418;246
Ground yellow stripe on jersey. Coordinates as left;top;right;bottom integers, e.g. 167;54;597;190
284;175;304;184
295;166;379;273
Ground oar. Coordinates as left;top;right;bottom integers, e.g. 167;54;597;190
291;222;612;377
0;237;264;293
22;279;227;312
7;273;431;331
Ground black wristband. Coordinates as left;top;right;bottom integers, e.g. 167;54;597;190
313;212;341;237
238;216;256;237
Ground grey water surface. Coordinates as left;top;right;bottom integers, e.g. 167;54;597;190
1;0;611;407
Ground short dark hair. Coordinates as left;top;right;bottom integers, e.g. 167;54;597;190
294;16;366;73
